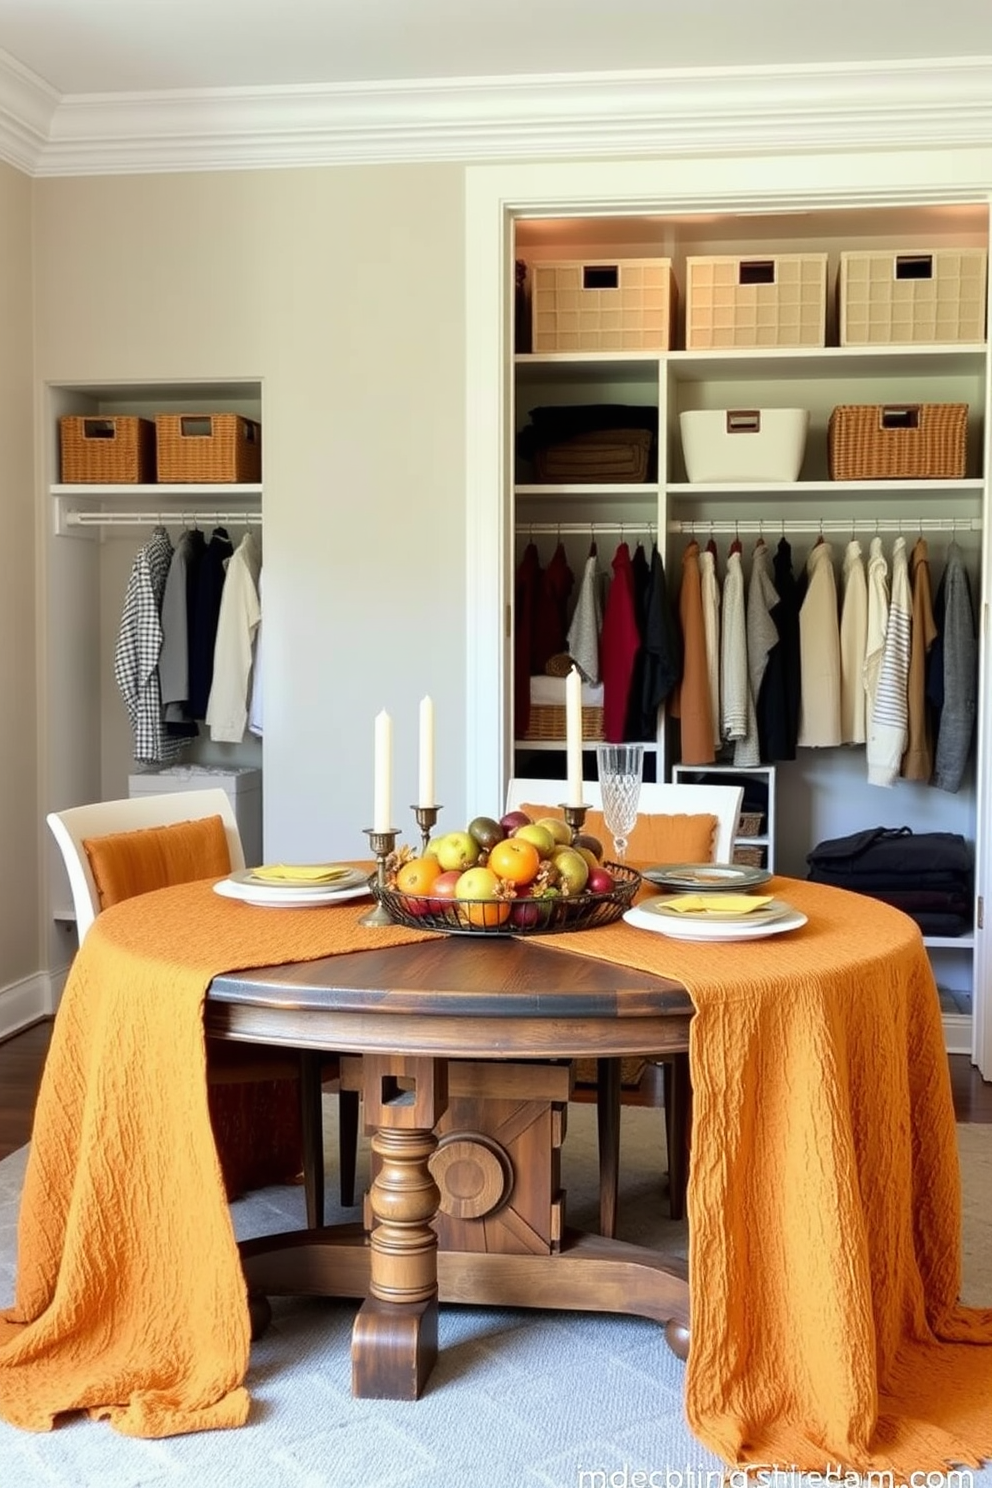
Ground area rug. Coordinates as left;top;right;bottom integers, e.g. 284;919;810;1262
0;1101;988;1488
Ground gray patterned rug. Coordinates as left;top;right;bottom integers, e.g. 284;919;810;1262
0;1100;989;1488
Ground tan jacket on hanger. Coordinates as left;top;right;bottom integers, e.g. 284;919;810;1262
669;540;715;765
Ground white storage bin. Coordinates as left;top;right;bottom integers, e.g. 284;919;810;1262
128;764;263;867
679;408;810;483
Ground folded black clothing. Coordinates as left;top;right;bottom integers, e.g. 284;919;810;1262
517;403;659;458
808;867;971;894
865;889;972;917
806;826;972;879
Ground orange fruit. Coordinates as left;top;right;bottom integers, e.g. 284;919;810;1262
488;836;541;887
395;856;443;896
460;899;511;929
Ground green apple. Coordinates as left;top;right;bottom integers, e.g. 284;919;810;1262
454;865;500;900
513;822;556;859
552;846;590;896
433;831;480;872
536;816;571;846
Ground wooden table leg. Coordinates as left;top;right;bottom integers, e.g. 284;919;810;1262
350;1054;448;1399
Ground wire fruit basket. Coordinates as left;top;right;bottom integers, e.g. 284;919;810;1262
372;862;641;935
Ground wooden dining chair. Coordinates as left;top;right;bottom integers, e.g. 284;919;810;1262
505;775;744;1236
47;787;359;1225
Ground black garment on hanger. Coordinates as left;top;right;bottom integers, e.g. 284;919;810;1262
630;544;682;739
757;536;802;761
188;526;234;720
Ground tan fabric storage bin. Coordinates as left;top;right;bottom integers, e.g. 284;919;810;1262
839;249;987;346
531;258;676;352
686;253;827;349
155;414;261;483
828;402;968;480
60;416;156;484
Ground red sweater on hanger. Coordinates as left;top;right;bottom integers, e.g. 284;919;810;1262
600;541;641;742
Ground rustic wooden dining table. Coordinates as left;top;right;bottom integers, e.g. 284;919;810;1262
206;932;696;1401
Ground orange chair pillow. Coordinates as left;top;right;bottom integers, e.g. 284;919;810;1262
520;803;718;866
83;815;232;911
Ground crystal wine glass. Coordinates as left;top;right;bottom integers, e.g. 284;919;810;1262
596;744;644;864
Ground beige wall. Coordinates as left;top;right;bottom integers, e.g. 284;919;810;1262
32;164;467;875
0;160;38;992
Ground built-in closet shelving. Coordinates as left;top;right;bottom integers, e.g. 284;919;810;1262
510;202;991;1057
43;380;263;953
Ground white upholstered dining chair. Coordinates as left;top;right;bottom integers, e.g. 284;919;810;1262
505;775;744;1236
47;788;359;1224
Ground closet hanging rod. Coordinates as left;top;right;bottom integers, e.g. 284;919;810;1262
64;510;262;529
521;522;655;537
669;516;982;537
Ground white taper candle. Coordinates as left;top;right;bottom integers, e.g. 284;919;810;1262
565;666;584;807
373;709;393;831
418;695;435;807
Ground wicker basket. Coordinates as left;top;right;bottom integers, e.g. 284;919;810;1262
737;811;764;838
828;403;968;481
839;248;988;346
686;253;827;349
732;844;765;867
531;258;676;353
521;704;605;742
155;414;261;483
534;428;653;484
60;416;156;484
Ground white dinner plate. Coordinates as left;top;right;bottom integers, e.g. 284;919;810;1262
641;862;773;893
642;895;791;926
623;902;807;942
213;873;371;908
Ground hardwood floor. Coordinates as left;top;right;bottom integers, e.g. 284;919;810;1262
0;1019;990;1160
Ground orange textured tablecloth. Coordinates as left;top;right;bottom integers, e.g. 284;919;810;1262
0;880;432;1437
0;872;990;1475
540;874;992;1478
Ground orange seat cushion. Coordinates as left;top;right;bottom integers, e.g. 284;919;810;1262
83;815;232;911
520;803;717;865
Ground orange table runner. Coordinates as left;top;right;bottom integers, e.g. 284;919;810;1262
0;880;432;1437
539;875;992;1478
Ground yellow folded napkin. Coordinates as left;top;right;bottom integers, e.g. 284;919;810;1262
250;863;353;885
665;893;774;916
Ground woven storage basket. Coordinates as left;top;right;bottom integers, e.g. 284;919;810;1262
828;403;968;480
155;414;261;483
737;811;764;838
534;428;653;483
521;704;605;742
686;253;827;349
60;416;156;484
732;844;765;867
839;248;988;346
531;258;676;352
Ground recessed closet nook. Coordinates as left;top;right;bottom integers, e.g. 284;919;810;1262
479;188;992;1074
44;381;263;973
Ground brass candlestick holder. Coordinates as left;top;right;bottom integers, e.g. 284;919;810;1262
412;804;441;856
360;827;400;927
561;802;590;844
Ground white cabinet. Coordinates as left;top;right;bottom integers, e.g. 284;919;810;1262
508;200;990;1059
673;763;776;871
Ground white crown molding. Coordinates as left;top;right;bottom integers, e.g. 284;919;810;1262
0;46;60;173
0;54;991;177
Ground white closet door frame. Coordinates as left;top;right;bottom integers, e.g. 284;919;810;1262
464;150;992;1078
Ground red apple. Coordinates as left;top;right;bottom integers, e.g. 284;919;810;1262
586;865;615;895
423;870;461;914
500;810;532;833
